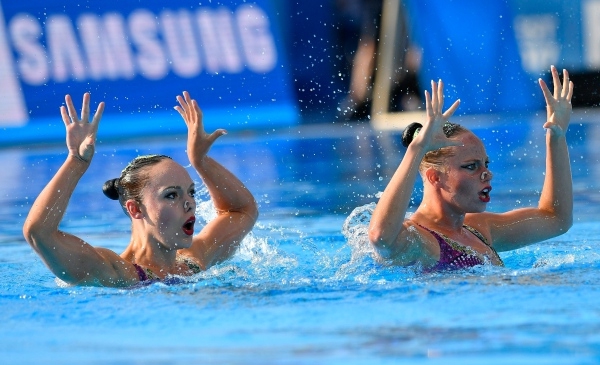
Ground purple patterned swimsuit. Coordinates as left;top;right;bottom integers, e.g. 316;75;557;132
132;255;203;284
418;224;504;271
133;263;156;283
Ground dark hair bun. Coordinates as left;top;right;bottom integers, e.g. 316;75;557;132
401;122;423;147
102;178;120;200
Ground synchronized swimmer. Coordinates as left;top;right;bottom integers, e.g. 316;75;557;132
23;92;257;287
368;66;574;271
23;66;574;286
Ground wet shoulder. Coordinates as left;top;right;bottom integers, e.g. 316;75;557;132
176;254;204;274
398;220;441;267
464;212;495;244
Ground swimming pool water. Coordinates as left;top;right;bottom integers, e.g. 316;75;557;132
2;113;600;364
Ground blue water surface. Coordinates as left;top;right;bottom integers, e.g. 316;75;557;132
1;113;600;364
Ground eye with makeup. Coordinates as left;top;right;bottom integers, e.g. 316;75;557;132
462;160;489;171
462;162;478;171
164;191;179;200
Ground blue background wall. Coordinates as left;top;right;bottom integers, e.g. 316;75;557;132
0;0;597;145
403;0;541;114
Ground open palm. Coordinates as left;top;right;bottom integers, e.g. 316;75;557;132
175;91;226;165
61;93;105;162
539;66;574;136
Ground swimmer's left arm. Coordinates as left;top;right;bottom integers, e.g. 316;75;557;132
473;66;573;251
472;207;570;252
537;66;574;235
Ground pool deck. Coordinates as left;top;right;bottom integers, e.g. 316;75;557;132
2;107;599;151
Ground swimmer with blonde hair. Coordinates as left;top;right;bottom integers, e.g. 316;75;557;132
369;66;574;271
23;92;258;286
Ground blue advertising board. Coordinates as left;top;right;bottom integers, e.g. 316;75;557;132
0;0;298;145
404;0;541;115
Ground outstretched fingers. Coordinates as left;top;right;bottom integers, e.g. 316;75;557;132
173;105;184;119
551;65;561;99
60;93;104;162
442;99;461;120
60;105;70;127
539;66;574;134
191;99;205;129
567;80;574;101
560;68;568;98
64;94;79;124
175;91;200;123
174;96;186;117
208;129;227;145
424;90;432;116
539;67;575;103
437;79;445;111
175;94;187;110
183;91;196;115
538;78;554;106
425;80;450;115
426;79;459;120
562;69;574;101
61;93;103;127
192;99;203;119
424;82;438;119
430;80;439;112
80;93;91;122
90;102;105;133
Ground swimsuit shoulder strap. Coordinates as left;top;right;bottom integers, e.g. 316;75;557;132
133;263;148;282
415;223;461;261
132;263;159;282
462;224;489;246
463;224;504;266
415;223;449;247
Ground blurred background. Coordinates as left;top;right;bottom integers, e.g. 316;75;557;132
0;0;595;145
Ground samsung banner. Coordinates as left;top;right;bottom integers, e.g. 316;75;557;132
0;1;298;145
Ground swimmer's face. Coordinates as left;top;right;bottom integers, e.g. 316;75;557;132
439;132;492;213
138;159;196;250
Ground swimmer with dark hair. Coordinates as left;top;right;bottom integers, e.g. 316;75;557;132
23;92;258;286
368;66;574;271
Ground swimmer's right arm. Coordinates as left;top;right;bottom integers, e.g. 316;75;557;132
368;80;460;260
23;94;139;287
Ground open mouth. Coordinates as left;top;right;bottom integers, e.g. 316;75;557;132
479;186;492;203
182;216;195;236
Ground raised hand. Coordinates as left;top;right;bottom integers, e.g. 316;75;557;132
60;93;105;163
539;66;574;136
414;80;461;151
174;91;226;165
